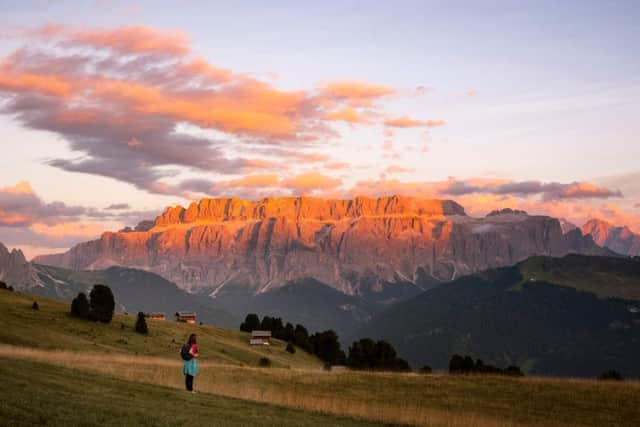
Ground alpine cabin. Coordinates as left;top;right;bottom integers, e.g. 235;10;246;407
249;330;271;345
175;311;197;324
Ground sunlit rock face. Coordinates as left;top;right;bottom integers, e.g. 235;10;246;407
582;219;640;256
34;196;607;295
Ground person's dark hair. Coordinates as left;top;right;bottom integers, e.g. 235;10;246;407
188;333;197;345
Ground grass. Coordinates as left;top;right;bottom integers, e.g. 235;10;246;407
2;289;640;427
0;357;386;427
0;290;321;369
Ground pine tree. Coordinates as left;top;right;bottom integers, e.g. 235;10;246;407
135;312;148;335
70;292;90;318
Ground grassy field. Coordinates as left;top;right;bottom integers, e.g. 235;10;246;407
0;357;386;427
0;290;321;368
2;289;640;427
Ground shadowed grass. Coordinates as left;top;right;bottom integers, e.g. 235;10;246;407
0;357;389;427
2;344;638;427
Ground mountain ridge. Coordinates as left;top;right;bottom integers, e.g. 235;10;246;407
33;195;610;295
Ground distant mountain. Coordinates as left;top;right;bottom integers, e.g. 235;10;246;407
0;241;235;326
29;264;237;327
353;255;640;378
0;242;38;287
34;196;609;296
582;219;640;256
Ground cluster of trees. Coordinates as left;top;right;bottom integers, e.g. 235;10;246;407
0;281;14;292
449;355;524;376
347;338;410;372
240;313;345;365
70;284;115;323
239;314;408;370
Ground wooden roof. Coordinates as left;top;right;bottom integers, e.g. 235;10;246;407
251;330;272;337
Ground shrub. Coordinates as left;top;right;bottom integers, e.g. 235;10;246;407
70;293;90;318
286;342;296;354
419;365;432;374
599;370;623;381
31;301;39;311
240;313;261;332
0;281;7;290
135;312;148;335
88;284;115;323
258;357;271;368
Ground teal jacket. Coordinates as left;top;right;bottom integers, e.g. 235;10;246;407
183;358;199;376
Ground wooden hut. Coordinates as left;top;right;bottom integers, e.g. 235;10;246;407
249;330;272;345
175;311;197;324
146;312;166;321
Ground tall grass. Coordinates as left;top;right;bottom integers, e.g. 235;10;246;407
2;344;637;427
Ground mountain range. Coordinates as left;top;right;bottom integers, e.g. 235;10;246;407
582;218;640;256
3;195;640;377
354;255;640;377
34;196;610;298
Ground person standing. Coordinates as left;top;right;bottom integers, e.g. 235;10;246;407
182;333;199;392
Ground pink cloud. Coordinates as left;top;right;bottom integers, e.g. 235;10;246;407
384;116;446;128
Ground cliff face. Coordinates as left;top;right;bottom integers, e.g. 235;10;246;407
34;196;607;295
0;242;38;287
582;219;640;256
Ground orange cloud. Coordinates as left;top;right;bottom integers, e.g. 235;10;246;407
319;81;396;106
324;107;370;124
0;72;72;97
385;165;414;174
229;174;280;188
384;116;446;128
30;221;105;239
283;172;342;192
324;161;350;170
34;24;191;56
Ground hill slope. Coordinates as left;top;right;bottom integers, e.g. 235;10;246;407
0;289;320;369
354;255;640;377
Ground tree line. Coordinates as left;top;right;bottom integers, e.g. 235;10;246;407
70;284;148;335
449;354;524;376
240;313;410;371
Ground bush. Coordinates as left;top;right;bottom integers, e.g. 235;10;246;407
31;301;39;311
0;281;7;290
135;312;148;335
258;357;271;368
70;293;90;318
599;370;623;381
88;284;115;323
286;342;296;354
419;365;432;374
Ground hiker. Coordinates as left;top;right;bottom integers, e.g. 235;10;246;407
181;333;199;392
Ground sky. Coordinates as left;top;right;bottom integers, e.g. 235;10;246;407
0;0;639;259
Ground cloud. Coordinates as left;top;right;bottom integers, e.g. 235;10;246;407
105;203;131;210
0;25;430;194
0;181;87;226
318;81;396;107
324;161;350;170
348;177;622;202
384;116;446;128
282;173;342;193
324;107;370;124
29;221;105;239
385;165;414;174
31;24;191;56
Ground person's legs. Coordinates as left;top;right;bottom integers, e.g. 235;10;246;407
185;374;193;391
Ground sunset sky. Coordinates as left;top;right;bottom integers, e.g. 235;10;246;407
1;0;639;259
